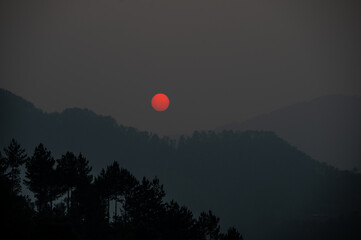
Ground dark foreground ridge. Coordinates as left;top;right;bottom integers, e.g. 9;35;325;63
1;139;243;240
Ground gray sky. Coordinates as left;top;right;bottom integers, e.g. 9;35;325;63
1;0;360;135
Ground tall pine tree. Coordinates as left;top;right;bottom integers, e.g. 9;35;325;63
24;143;57;212
3;139;27;193
56;152;93;214
0;151;6;177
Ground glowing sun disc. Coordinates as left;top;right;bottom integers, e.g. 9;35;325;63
151;93;170;112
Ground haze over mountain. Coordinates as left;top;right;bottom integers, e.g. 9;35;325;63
1;88;361;240
217;95;361;171
1;0;360;135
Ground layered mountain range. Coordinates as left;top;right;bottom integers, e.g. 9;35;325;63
1;88;360;240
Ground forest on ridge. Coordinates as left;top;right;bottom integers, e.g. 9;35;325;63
1;139;243;240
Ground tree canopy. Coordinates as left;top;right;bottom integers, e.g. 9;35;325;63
1;140;244;240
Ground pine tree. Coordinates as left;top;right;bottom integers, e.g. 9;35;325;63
118;167;138;222
161;200;197;240
56;152;78;213
66;153;93;219
3;139;27;193
125;176;165;239
198;210;221;240
24;143;57;212
56;152;93;214
220;227;243;240
0;151;7;177
95;161;123;221
75;153;93;186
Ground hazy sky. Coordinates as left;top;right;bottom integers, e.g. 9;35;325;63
1;0;360;135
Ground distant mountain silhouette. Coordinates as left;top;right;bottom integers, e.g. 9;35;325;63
217;95;361;171
0;88;154;174
1;88;361;240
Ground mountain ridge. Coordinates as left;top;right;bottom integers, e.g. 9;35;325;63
1;88;361;240
216;94;361;171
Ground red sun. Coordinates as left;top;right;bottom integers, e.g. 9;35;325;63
151;93;170;112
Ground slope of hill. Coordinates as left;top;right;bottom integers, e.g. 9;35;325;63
1;88;361;240
0;88;165;174
171;131;361;240
217;95;361;171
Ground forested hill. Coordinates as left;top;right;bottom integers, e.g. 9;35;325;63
216;95;361;171
1;88;361;240
0;88;166;175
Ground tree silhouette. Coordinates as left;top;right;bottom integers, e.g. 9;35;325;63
161;200;198;240
107;161;122;220
0;151;6;176
67;153;93;221
75;153;93;185
95;161;138;222
198;210;221;240
96;170;108;220
2;125;361;240
24;143;57;212
95;162;115;221
1;139;250;240
220;227;243;240
3;139;27;193
125;176;165;239
117;167;138;222
56;151;78;213
56;152;93;214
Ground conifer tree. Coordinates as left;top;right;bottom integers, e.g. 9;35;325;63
56;152;92;214
220;227;243;240
3;139;27;193
0;151;6;177
198;210;221;240
24;143;57;212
